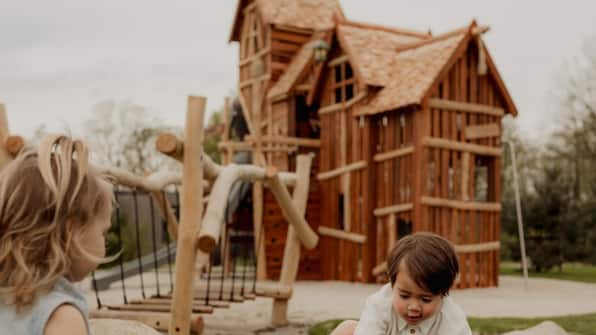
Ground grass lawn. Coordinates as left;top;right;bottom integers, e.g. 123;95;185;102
500;261;596;284
468;313;596;334
309;314;596;335
309;262;596;334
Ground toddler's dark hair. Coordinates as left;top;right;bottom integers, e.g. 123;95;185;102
387;232;459;296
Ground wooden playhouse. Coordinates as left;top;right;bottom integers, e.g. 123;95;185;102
219;0;518;288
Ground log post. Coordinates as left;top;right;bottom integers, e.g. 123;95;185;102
0;104;13;169
222;97;232;165
151;191;178;240
169;96;205;335
264;166;318;249
5;135;25;157
156;132;223;179
271;154;313;326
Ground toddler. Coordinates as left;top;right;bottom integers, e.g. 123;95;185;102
0;135;113;335
332;232;472;335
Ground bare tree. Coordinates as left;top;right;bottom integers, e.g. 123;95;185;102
84;99;182;175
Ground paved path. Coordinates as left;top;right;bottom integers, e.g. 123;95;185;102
82;275;596;334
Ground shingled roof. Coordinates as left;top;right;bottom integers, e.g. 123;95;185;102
336;22;431;87
357;32;469;115
230;0;344;42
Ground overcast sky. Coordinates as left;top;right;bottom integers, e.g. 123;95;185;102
1;0;596;139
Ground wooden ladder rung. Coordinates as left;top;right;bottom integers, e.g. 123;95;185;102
142;297;231;309
106;303;214;314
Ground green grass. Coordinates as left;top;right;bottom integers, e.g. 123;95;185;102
468;313;596;335
500;262;596;283
309;314;596;335
308;319;344;335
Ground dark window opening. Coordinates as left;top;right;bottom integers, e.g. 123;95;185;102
335;87;343;103
346;84;354;100
398;219;412;238
335;66;342;83
345;63;353;79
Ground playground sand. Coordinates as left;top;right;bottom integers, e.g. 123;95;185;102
82;275;596;334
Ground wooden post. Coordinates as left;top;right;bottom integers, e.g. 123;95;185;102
152;191;178;240
169;96;205;335
265;166;318;250
387;213;396;254
251;77;268;280
413;102;431;230
462;152;470;201
222;97;232;165
5;135;24;157
0;104;13;170
271;154;313;326
253;181;267;280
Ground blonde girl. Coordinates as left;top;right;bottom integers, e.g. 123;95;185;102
0;135;114;335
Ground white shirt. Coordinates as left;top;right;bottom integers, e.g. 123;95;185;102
354;284;473;335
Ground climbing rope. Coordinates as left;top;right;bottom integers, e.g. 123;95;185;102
131;190;146;299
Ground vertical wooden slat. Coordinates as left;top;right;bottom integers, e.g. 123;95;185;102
362;117;374;282
169;96;205;335
272;154;313;325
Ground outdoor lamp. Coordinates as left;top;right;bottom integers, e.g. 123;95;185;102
312;40;330;63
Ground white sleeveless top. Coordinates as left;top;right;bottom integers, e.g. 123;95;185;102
0;277;91;335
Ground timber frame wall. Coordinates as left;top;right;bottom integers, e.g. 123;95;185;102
226;1;511;288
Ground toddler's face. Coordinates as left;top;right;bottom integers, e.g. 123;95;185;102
68;198;112;282
392;268;442;325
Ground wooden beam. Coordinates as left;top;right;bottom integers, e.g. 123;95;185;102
272;24;313;36
106;303;213;314
217;141;254;151
222;97;231;164
319;91;367;116
429;98;504;117
271;40;301;53
461;152;470;201
373;146;414;163
464;123;500;140
387;214;397;253
344;90;368;110
169;96;205;335
318;103;344;115
318;226;366;244
152;191;178;240
265;166;318;250
271;30;311;44
242;1;257;14
239;47;271;66
239;74;271;89
372;262;387;277
317;161;367;181
455;241;500;253
272;154;313;326
423;137;501;156
246;135;321;148
373;203;414;217
295;84;311;92
155;132;223;179
328;54;349;67
421;196;501;212
271;61;288;72
129;298;230;309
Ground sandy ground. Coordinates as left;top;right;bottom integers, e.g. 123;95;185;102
82;272;596;334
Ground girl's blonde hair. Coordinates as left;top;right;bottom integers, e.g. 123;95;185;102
0;134;113;309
